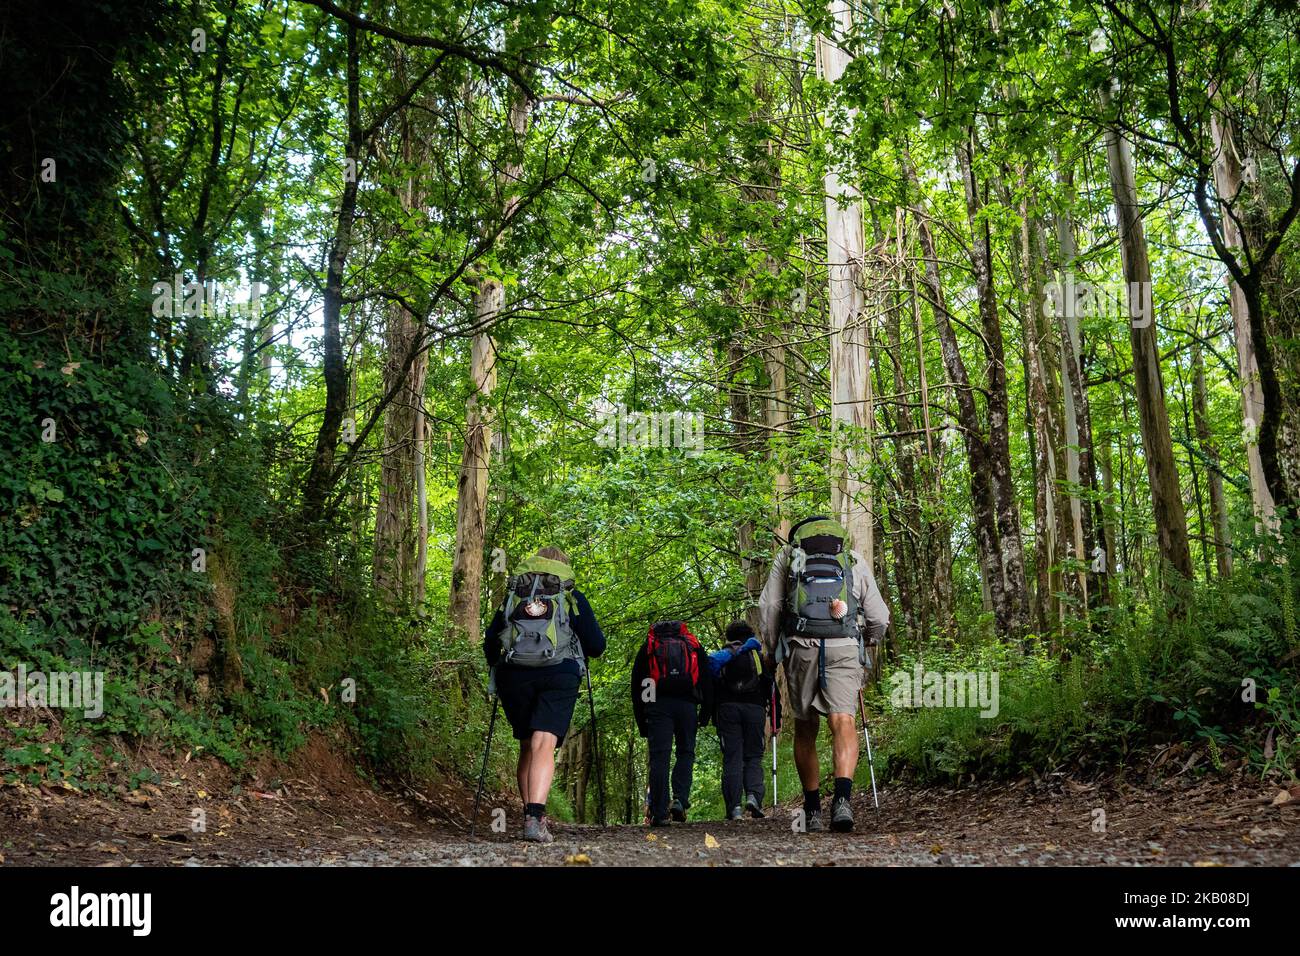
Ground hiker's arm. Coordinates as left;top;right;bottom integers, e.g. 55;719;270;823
851;554;890;645
630;646;649;737
571;589;606;659
757;546;789;656
483;605;506;666
696;647;714;726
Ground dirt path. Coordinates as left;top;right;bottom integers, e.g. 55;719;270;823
5;763;1298;866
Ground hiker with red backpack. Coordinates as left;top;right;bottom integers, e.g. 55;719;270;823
758;515;889;833
630;620;714;826
482;547;606;843
709;620;781;820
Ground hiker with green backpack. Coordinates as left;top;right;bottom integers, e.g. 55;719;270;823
709;620;781;820
482;547;606;843
758;515;889;833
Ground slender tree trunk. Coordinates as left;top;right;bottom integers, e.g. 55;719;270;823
302;25;360;521
1101;87;1195;588
1210;111;1279;529
767;332;792;540
1193;344;1232;577
374;104;431;606
958;135;1030;635
904;151;1009;635
415;413;429;603
1049;188;1108;608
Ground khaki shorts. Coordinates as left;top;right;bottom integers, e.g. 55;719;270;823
784;641;863;721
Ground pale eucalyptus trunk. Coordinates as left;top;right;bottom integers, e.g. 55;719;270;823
817;0;874;566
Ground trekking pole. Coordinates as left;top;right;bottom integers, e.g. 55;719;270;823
857;686;880;814
585;664;607;826
770;682;779;811
471;689;500;839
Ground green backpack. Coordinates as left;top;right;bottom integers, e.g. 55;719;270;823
782;518;859;640
500;555;584;669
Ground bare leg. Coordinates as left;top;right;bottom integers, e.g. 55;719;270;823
793;716;820;792
517;739;531;804
828;712;858;779
525;731;559;807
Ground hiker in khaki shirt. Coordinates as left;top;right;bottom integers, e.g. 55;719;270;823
758;515;889;832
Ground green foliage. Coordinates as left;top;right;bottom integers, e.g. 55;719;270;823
878;535;1300;783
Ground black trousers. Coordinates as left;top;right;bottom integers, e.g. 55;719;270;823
644;696;698;821
716;701;766;811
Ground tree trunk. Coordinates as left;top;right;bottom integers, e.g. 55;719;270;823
1049;185;1109;608
1193;344;1232;577
302;25;360;521
905;150;1010;636
449;319;499;642
957;135;1030;635
449;55;532;641
817;0;874;566
374;104;430;606
1101;87;1195;588
1210;110;1280;529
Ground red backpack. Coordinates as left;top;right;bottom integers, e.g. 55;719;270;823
647;621;700;697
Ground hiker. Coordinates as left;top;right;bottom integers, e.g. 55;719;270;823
709;620;780;820
631;620;713;826
758;515;889;833
483;547;606;843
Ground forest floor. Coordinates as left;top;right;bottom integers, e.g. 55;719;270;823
3;736;1299;866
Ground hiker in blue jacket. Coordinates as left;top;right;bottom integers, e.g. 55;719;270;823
484;547;606;843
710;621;780;820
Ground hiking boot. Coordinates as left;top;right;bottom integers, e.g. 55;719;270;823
745;793;765;819
804;809;825;833
830;796;854;833
523;816;554;843
728;805;744;821
670;799;687;822
650;816;672;827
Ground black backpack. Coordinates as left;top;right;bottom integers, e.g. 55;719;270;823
721;641;763;694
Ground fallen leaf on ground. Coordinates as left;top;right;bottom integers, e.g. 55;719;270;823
565;853;591;865
704;833;719;849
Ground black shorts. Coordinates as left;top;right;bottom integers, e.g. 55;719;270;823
495;664;581;743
